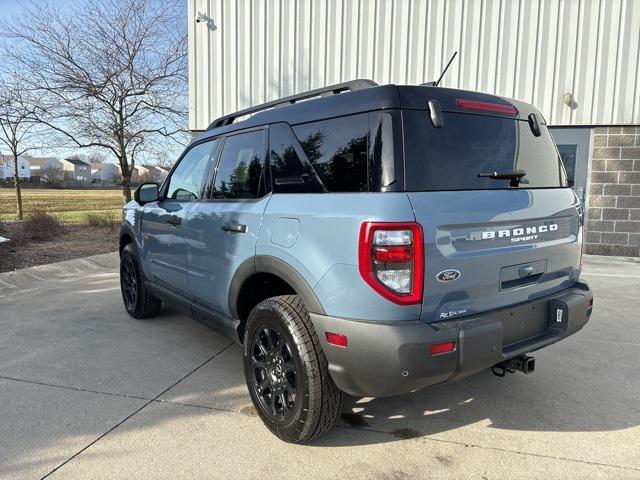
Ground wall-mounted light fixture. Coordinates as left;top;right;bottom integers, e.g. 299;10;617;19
195;11;216;31
563;93;578;110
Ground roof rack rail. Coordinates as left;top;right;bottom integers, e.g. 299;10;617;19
207;79;378;130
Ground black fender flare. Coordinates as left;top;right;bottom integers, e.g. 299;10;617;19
119;223;137;255
228;255;326;319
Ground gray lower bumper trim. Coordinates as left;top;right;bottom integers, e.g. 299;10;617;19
310;282;593;397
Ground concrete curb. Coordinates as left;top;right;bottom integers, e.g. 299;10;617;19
0;251;119;297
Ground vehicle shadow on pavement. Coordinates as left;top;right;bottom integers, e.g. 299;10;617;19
313;338;638;446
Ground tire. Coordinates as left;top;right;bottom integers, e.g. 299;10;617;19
243;295;343;443
120;243;161;319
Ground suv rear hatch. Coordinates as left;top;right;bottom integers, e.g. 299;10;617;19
400;88;583;324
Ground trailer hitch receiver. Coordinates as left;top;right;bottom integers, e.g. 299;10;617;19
492;355;535;377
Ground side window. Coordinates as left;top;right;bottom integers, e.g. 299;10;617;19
166;140;217;201
269;123;324;193
212;130;266;199
556;145;576;187
292;114;368;192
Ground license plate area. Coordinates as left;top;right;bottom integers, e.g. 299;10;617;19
500;301;550;347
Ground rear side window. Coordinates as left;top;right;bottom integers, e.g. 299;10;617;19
292;114;369;192
403;111;567;191
269;124;325;193
211;130;266;199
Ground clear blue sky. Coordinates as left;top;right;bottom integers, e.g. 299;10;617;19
0;0;73;18
0;0;185;165
0;1;26;18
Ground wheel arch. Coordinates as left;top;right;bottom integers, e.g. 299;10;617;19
119;223;137;256
229;256;326;340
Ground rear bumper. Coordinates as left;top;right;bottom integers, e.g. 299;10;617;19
310;282;593;397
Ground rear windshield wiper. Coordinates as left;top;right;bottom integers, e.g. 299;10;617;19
478;169;528;187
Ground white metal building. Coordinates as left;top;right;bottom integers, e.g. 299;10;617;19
188;0;640;255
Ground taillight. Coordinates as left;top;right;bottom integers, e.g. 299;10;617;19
456;98;518;116
358;222;424;305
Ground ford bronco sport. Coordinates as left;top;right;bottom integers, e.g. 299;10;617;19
119;80;593;443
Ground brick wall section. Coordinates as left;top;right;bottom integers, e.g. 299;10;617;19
586;126;640;256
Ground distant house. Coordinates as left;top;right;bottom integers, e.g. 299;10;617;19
138;164;169;183
91;162;120;183
28;156;58;176
1;155;31;180
41;157;91;183
133;164;152;181
131;165;166;184
157;165;172;177
65;158;91;183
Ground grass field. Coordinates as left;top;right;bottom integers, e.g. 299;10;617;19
0;189;124;224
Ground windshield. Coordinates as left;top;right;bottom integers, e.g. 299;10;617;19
403;110;568;191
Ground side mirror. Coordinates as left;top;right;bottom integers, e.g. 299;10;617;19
134;182;159;205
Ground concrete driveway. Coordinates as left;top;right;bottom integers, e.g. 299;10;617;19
0;253;639;479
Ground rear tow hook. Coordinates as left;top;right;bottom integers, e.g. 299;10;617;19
492;355;535;377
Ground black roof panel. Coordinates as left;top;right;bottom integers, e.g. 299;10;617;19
194;82;544;144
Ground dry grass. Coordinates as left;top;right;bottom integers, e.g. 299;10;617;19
85;211;119;229
1;223;29;247
0;224;119;272
0;188;123;224
0;188;123;271
23;208;65;241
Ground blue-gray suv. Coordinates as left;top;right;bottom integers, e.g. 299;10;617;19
119;80;593;443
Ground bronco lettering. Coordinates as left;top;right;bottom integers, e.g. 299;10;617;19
477;223;558;242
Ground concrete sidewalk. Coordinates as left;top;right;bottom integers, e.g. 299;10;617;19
0;253;639;479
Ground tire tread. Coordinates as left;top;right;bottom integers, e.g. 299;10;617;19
246;294;342;442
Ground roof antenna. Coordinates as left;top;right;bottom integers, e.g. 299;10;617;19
434;51;458;87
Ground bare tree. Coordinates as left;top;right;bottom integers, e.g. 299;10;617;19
0;77;38;220
86;151;108;165
41;164;64;188
1;0;188;203
152;150;175;169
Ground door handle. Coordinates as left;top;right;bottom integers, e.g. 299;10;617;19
166;216;181;226
221;223;247;233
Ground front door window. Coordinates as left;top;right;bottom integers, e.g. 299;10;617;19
211;130;267;199
166;140;218;201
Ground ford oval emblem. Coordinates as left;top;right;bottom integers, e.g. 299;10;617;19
436;269;461;282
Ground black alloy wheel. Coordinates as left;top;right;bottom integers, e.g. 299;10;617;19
119;243;161;319
243;295;342;443
250;325;298;419
121;252;138;310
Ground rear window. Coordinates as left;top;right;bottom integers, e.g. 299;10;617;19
403;111;567;191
